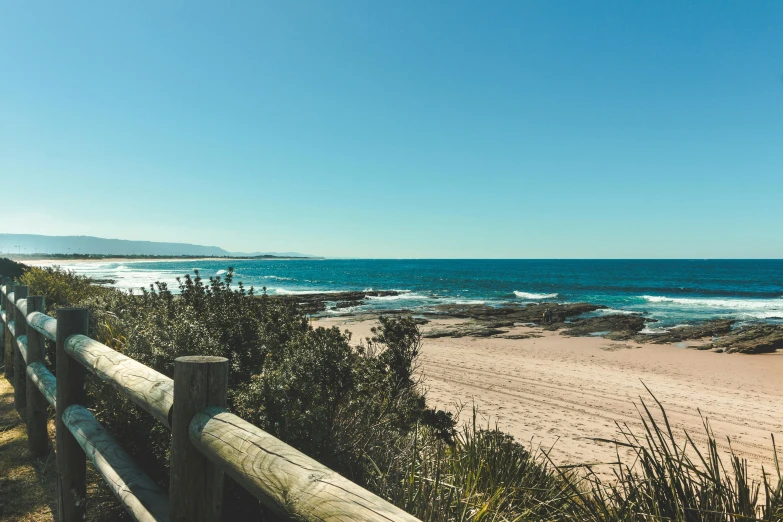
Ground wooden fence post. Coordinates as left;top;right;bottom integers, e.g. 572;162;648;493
26;296;49;456
3;282;15;378
14;285;29;410
170;356;229;522
56;308;89;522
0;277;6;369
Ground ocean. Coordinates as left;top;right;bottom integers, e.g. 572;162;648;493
61;259;783;329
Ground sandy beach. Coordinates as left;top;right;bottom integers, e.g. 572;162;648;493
316;316;783;478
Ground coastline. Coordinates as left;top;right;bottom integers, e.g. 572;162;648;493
14;256;319;266
315;314;783;479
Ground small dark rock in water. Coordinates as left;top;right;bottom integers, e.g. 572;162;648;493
633;319;735;344
560;314;648;339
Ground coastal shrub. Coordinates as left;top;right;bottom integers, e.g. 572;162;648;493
33;267;450;516
20;265;110;314
0;257;28;280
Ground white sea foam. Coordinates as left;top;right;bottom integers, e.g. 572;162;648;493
216;269;227;275
366;293;428;301
514;291;558;300
641;295;783;310
272;288;343;295
595;308;639;315
640;326;670;334
640;295;783;320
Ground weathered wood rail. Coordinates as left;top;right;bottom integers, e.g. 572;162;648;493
0;278;420;522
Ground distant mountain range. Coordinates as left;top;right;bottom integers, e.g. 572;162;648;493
0;234;315;258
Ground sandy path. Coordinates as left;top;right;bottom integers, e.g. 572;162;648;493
316;317;783;479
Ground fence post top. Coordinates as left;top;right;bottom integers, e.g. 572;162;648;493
175;356;228;364
55;307;89;313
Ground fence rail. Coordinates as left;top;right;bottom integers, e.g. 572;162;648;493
0;278;420;522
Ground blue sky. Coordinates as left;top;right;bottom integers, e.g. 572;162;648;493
1;1;781;258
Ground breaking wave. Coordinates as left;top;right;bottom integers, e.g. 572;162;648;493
514;291;559;300
640;295;783;320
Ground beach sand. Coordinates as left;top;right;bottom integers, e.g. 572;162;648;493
315;316;783;479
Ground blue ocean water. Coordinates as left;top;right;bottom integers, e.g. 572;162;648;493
63;259;783;329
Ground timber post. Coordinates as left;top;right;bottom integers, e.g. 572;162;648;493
3;282;15;378
56;308;89;522
170;356;229;522
26;296;49;456
0;276;6;368
13;285;29;410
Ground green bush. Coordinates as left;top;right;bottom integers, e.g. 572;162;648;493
20;265;110;314
0;257;28;280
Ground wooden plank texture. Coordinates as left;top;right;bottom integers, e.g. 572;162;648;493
27;361;57;409
65;334;174;429
13;286;28;410
16;335;27;364
190;407;422;522
16;297;28;317
27;311;57;341
63;405;170;522
169;356;228;522
26;296;50;456
56;308;89;522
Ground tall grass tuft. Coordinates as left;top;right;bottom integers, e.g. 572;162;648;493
563;387;783;521
364;406;583;521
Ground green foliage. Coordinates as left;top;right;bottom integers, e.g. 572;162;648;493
20;265;110;314
0;257;28;280
364;407;583;521
565;389;783;521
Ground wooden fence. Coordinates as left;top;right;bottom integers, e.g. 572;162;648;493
0;278;421;522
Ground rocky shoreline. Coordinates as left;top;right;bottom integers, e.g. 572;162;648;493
269;293;783;354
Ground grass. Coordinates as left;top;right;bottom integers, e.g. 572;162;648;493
0;375;56;521
0;374;131;521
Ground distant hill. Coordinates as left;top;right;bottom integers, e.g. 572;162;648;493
0;234;313;258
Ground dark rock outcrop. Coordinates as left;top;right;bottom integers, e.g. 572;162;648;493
633;320;735;344
424;302;604;327
560;314;648;339
703;324;783;354
268;290;400;315
421;302;604;338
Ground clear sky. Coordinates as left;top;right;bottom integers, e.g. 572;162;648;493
1;1;781;258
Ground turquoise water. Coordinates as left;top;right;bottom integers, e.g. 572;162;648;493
63;259;783;329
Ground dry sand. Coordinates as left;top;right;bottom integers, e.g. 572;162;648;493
316;316;783;478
